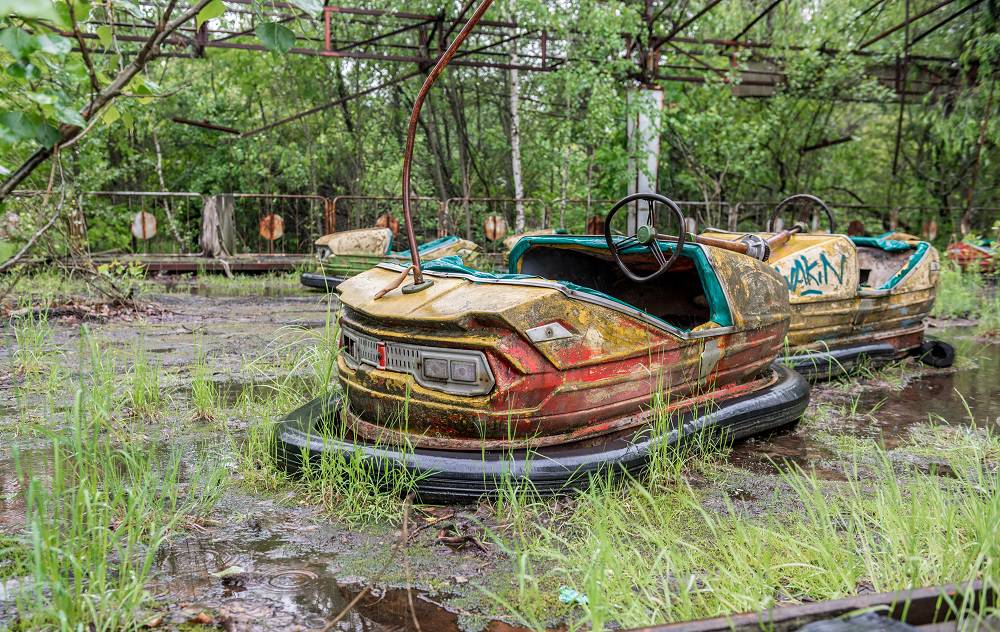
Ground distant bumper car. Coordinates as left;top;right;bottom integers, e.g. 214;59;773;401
946;239;996;274
300;228;480;291
701;194;955;379
278;194;809;500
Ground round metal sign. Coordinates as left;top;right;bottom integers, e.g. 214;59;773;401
483;215;508;241
131;211;157;241
375;212;399;236
259;213;284;241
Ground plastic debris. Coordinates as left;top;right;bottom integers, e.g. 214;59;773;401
558;586;589;606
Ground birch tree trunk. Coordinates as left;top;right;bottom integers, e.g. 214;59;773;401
509;17;526;233
151;128;186;251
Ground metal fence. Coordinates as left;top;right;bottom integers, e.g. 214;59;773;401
7;190;998;256
229;193;328;253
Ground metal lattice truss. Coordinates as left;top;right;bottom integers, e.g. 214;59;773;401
67;0;981;134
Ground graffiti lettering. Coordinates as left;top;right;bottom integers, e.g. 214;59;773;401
776;252;847;294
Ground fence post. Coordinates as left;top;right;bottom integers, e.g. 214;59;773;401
463;197;471;241
200;194;234;256
437;200;447;238
323;198;335;234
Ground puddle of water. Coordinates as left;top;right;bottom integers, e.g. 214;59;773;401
731;330;1000;475
152;529;525;632
147;279;309;299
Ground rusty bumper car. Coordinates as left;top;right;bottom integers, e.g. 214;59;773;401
277;194;809;501
701;194;955;379
946;238;996;274
300;228;481;291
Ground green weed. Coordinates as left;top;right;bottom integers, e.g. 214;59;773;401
80;328;120;423
975;292;1000;337
10;309;57;377
125;342;165;417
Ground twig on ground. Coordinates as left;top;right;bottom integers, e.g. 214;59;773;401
320;495;417;631
402;495;423;632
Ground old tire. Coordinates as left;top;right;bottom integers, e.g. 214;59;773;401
274;364;809;502
915;339;955;368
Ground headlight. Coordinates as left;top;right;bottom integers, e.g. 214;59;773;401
449;359;478;383
341;326;494;396
422;357;450;381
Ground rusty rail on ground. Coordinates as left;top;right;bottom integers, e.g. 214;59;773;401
628;581;995;632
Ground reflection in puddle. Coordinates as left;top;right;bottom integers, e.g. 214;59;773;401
731;330;1000;477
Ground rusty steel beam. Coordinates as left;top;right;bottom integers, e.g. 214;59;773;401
239;69;423;139
172;117;240;134
909;0;986;46
799;135;854;153
731;0;784;42
330;16;437;53
323;4;519;31
662;0;728;42
855;0;956;49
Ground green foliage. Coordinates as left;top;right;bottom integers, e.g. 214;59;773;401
1;0;996;244
256;22;295;53
932;262;985;318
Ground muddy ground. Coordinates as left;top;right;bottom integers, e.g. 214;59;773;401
1;275;997;631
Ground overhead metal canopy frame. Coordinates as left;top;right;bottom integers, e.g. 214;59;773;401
65;0;983;136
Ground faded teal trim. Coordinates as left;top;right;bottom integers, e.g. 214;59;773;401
504;234;734;328
882;242;930;290
850;236;912;252
394;235;460;257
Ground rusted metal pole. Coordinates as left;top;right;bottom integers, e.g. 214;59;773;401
400;0;495;291
855;0;955;50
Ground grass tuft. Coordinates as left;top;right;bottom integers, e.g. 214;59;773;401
190;341;220;422
12;390;225;630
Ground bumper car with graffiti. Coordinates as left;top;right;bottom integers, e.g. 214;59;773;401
277;194;810;501
300;227;481;291
701;194;955;379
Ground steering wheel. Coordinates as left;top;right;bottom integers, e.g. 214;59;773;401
604;193;686;283
768;194;837;234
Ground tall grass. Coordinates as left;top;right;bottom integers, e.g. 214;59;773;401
235;302;419;524
12;390;225;630
932;263;984;318
10;309;57;377
496;431;1000;630
189;341;219;421
975;292;1000;337
125;342;165;417
80;328;120;424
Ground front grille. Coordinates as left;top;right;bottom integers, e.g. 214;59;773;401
340;325;494;396
342;329;419;373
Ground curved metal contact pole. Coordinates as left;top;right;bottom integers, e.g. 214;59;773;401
399;0;495;294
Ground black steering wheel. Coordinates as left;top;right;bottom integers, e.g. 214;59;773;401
768;194;837;234
604;193;686;283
